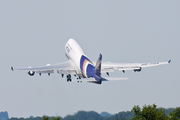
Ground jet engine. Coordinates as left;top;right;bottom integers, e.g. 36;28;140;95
134;67;142;72
28;71;35;76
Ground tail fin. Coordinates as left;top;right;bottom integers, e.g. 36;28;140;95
95;54;102;77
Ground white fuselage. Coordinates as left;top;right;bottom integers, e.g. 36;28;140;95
65;39;93;77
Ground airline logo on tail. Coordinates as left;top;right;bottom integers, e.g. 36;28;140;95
95;54;102;77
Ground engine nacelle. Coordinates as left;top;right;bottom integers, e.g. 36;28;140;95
28;71;35;76
134;67;142;72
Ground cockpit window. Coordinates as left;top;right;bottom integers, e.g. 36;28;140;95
66;46;70;53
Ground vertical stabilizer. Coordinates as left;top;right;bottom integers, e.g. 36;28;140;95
95;54;102;77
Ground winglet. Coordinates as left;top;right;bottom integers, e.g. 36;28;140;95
11;67;14;71
168;60;171;64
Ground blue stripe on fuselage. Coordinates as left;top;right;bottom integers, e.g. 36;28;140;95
80;55;94;78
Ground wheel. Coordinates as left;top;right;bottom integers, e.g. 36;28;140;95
67;74;71;79
67;78;72;82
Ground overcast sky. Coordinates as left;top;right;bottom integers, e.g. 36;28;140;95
0;0;180;118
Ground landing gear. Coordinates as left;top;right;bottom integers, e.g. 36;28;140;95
66;74;72;82
67;79;72;82
76;76;81;79
76;76;82;83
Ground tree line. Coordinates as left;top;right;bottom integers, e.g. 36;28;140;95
9;104;180;120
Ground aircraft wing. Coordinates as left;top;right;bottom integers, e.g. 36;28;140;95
100;60;171;73
11;60;77;75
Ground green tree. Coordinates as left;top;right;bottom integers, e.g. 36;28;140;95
131;104;168;120
42;116;60;120
169;107;180;120
55;117;60;120
42;116;48;120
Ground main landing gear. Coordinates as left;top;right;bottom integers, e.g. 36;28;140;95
67;74;72;82
66;74;82;83
76;76;82;83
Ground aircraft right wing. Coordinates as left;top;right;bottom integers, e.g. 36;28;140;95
100;60;171;73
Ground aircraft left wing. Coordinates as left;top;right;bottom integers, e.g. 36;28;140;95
11;60;77;75
100;60;171;73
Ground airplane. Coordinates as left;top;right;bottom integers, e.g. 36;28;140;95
11;38;171;84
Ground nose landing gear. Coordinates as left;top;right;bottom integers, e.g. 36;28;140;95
67;74;72;82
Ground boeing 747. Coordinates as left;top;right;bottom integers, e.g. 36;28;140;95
11;39;171;84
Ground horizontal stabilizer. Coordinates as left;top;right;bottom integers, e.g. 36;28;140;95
101;77;129;81
71;78;95;82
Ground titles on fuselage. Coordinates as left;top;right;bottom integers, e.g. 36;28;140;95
141;62;159;66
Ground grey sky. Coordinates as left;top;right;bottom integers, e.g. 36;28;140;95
0;0;179;118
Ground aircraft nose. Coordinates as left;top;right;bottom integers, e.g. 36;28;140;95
68;38;75;42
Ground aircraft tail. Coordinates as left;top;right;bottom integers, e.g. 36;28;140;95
94;54;102;77
88;53;102;84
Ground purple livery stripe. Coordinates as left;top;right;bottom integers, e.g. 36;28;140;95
80;55;93;78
